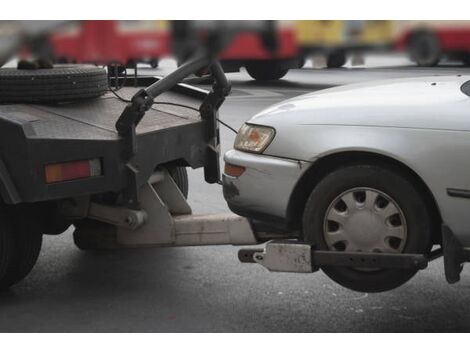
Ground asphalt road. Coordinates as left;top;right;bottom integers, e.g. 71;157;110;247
1;55;470;332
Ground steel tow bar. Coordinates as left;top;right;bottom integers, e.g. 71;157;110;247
239;240;430;273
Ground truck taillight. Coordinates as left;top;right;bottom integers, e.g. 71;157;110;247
44;158;102;184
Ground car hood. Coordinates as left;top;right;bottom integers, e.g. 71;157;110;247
250;75;470;132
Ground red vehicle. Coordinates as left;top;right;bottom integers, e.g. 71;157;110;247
48;21;300;81
395;21;470;67
218;23;300;80
49;21;169;68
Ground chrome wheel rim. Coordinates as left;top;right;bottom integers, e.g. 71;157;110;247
323;187;407;254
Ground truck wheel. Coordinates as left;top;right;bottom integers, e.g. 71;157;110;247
0;64;108;104
326;51;347;68
73;167;189;250
408;32;441;67
246;61;289;81
167;167;189;198
0;213;43;290
302;164;433;292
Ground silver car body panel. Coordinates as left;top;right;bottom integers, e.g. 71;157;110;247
224;75;470;246
223;149;309;219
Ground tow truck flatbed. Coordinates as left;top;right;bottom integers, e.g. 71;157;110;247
0;80;214;204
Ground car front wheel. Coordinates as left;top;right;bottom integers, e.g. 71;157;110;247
302;163;433;292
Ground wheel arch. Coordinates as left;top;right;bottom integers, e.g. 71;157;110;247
286;150;442;243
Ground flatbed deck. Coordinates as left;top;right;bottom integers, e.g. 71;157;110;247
0;83;213;204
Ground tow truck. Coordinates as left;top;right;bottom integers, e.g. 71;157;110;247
0;21;466;292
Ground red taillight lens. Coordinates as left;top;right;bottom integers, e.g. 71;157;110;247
44;158;102;184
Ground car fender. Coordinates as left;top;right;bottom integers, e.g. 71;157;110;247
266;124;470;246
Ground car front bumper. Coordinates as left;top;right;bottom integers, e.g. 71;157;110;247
222;149;309;226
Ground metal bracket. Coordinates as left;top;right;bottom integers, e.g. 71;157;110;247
116;169;258;247
240;241;429;273
252;241;314;273
87;202;147;231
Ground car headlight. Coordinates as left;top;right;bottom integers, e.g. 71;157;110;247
234;123;276;153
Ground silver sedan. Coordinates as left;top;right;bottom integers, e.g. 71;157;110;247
223;75;470;292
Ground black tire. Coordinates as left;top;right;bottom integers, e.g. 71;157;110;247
150;59;160;68
408;32;441;67
0;212;43;290
106;64;127;77
326;52;347;68
246;61;289;81
167;166;189;198
0;64;108;104
73;167;189;250
302;164;433;292
461;54;470;67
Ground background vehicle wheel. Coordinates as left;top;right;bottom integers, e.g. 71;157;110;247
0;64;108;104
461;53;470;67
408;32;441;67
150;59;160;68
0;212;43;290
245;61;289;81
326;51;347;68
73;167;189;250
302;164;433;292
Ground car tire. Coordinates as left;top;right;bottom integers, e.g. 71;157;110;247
73;167;189;250
302;163;433;292
408;32;441;67
0;211;43;290
0;64;108;104
326;51;347;68
246;61;289;81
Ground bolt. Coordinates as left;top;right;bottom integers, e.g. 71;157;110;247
125;216;134;226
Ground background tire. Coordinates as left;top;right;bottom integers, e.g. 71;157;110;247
461;53;470;67
246;61;289;81
73;167;189;250
302;164;433;292
150;59;160;68
0;64;108;104
408;32;441;67
0;212;43;290
326;51;347;68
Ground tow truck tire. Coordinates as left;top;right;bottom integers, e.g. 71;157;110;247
0;64;108;104
302;164;433;292
167;166;189;198
73;167;188;250
326;52;347;68
0;213;42;290
408;32;441;67
245;61;289;81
